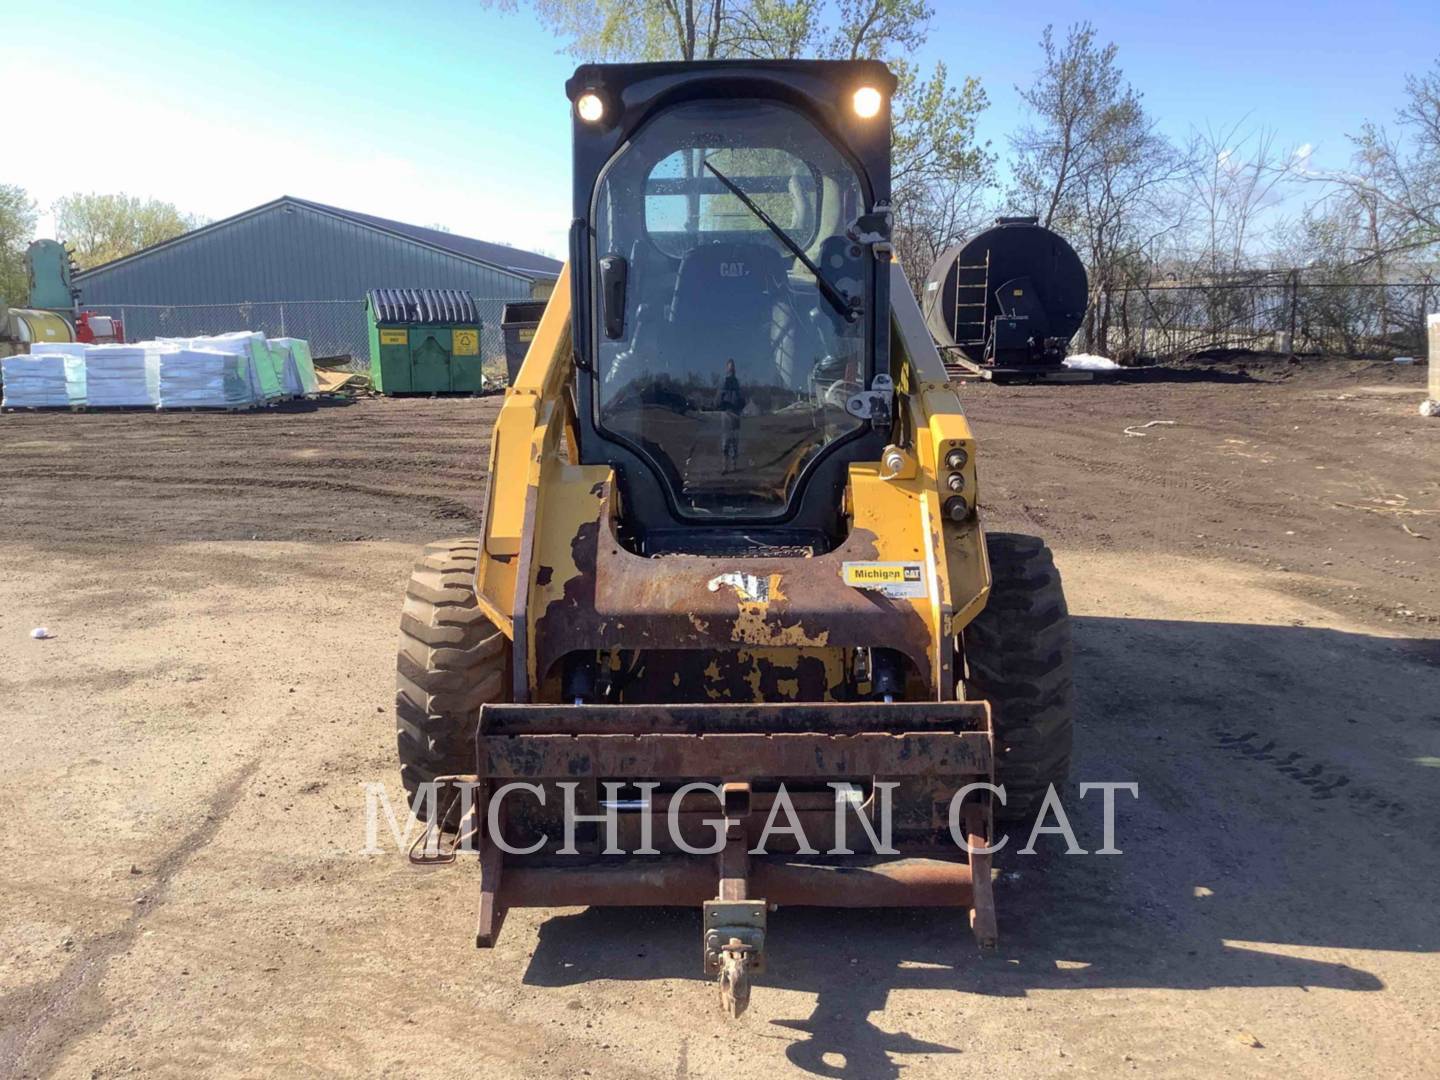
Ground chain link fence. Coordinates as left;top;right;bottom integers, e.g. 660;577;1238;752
1101;274;1437;360
84;297;518;374
83;279;1434;372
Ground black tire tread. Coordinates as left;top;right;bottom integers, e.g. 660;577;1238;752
395;539;508;820
963;532;1075;822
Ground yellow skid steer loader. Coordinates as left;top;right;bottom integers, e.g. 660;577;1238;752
396;59;1073;1016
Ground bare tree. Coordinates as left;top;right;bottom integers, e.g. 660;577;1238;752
1180;122;1303;278
1010;23;1181;353
1339;58;1440;262
891;169;993;291
1010;23;1135;230
1072;113;1181;352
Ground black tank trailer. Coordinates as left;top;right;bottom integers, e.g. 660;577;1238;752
922;216;1090;382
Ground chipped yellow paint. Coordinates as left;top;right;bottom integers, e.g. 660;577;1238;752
528;463;608;618
731;600;831;648
744;663;762;698
776;677;800;699
688;614;711;634
767;573;786;603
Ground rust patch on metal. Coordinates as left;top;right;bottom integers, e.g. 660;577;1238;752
532;479;932;689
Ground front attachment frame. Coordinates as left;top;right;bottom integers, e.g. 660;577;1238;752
451;700;997;1015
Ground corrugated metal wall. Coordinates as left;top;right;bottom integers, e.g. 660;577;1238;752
74;202;536;305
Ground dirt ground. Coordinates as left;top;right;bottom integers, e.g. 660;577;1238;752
1;360;1437;1078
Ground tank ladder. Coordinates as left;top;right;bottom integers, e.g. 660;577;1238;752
943;248;992;379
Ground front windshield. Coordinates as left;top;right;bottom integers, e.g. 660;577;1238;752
593;99;869;519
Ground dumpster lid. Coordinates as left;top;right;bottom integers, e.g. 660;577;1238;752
501;299;549;326
369;288;479;325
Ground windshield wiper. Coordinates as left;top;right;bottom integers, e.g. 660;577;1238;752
702;158;858;322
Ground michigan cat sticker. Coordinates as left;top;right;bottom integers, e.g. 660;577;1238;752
842;561;927;599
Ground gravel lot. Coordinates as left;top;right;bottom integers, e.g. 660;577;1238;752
2;361;1437;1078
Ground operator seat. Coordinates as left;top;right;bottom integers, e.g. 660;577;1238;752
661;241;795;388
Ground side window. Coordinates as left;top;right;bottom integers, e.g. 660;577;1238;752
644;147;820;258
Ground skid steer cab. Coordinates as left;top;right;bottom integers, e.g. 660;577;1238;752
395;59;1074;1017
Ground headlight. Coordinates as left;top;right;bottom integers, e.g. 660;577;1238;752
853;86;883;119
576;92;605;123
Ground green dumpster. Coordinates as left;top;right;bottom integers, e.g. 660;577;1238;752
366;288;485;395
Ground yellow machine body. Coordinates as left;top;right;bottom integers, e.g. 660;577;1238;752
473;262;991;703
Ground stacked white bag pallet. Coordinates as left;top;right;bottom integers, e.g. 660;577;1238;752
215;332;283;402
82;343;164;406
2;334;319;413
155;333;279;404
157;348;257;409
153;337;254;410
1;353;85;408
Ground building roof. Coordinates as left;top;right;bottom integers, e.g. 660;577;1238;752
75;195;562;282
293;197;562;279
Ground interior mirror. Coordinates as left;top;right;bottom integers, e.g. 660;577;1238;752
599;254;628;339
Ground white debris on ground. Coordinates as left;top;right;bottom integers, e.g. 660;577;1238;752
1124;419;1177;437
3;335;317;411
1064;352;1121;371
1421;400;1440;418
30;627;53;640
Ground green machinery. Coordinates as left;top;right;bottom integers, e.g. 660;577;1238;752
27;240;80;311
365;288;485;394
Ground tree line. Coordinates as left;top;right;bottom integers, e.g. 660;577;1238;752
6;6;1436;358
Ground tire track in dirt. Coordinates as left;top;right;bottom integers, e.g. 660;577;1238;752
2;467;478;508
1212;728;1409;820
0;759;260;1079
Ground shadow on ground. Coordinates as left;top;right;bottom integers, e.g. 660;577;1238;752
519;616;1440;1078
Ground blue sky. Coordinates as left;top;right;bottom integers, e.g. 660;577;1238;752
8;0;1437;261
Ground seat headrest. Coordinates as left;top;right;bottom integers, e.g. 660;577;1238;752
671;242;784;312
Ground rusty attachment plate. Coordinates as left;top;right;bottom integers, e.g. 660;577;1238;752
475;700;992;782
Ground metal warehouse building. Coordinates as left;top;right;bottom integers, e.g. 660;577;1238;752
74;196;561;367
